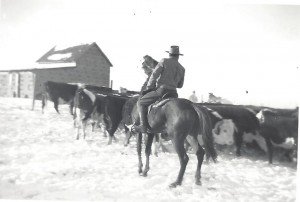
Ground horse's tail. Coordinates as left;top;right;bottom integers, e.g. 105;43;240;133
192;104;217;162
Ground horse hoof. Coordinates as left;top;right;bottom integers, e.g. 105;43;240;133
195;180;202;186
142;172;148;177
169;181;181;188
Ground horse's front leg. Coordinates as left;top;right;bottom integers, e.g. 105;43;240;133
124;130;133;147
153;133;160;157
136;132;143;174
143;133;154;177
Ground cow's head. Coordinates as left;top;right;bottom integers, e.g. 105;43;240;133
213;119;235;145
256;108;277;124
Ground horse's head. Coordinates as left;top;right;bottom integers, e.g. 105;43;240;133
141;61;153;76
143;55;158;69
141;55;158;77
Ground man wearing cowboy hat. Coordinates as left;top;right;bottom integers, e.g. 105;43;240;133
133;45;185;133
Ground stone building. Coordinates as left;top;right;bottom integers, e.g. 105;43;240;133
0;42;113;107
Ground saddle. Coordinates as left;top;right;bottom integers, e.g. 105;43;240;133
132;91;178;134
148;91;178;114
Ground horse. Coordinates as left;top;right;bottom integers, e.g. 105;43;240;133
124;55;216;187
130;98;217;187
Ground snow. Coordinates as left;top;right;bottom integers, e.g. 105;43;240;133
0;63;76;72
0;97;297;202
34;62;76;69
54;43;92;52
47;53;72;61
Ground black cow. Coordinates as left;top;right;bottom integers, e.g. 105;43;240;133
256;108;298;163
101;94;131;144
203;103;298;164
42;81;78;114
197;103;261;157
42;80;112;115
73;87;135;143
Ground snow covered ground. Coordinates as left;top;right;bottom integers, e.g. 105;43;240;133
0;97;297;202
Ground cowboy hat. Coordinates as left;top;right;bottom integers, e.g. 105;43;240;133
166;45;183;56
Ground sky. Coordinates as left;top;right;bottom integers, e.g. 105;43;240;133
0;0;299;108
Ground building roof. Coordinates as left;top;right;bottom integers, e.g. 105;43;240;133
36;42;113;67
0;62;77;72
0;42;113;72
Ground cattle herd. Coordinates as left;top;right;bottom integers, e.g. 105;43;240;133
41;80;298;187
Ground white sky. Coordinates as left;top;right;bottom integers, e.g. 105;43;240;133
0;0;299;108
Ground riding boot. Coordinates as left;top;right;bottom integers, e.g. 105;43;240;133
134;106;148;133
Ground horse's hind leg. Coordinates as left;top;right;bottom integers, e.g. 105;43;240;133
143;133;154;177
170;134;189;188
195;144;205;185
186;135;204;185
